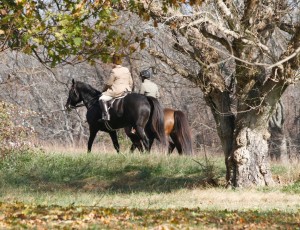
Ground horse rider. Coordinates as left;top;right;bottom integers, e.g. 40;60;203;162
139;69;160;99
99;55;133;121
129;68;160;134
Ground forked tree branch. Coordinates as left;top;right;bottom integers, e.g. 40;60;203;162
181;17;270;52
268;46;300;70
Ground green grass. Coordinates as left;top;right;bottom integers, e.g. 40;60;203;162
1;149;300;212
0;150;225;194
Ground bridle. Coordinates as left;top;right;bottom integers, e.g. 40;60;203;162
68;97;99;111
69;103;85;109
66;81;101;114
68;86;99;111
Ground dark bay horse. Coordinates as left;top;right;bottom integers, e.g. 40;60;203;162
164;108;193;155
126;108;193;155
65;80;166;153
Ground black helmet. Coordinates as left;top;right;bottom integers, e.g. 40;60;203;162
140;69;151;79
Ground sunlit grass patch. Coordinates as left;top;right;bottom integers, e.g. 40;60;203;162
1;149;300;212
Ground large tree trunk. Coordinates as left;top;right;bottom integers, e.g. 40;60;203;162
232;126;274;187
204;89;235;183
207;90;275;187
230;92;280;187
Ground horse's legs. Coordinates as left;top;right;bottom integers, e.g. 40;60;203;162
148;138;154;150
146;129;156;152
170;133;183;155
108;131;120;153
130;143;137;152
136;126;150;151
168;140;176;154
88;128;98;153
124;127;144;152
132;141;144;152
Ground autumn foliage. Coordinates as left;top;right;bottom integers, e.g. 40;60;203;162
0;202;299;229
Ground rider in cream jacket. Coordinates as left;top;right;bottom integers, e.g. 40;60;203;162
99;56;133;121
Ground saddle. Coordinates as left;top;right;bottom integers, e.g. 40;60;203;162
106;92;129;117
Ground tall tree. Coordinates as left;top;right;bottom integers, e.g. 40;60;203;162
139;0;300;187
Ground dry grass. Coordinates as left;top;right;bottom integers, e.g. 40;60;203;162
3;187;300;212
271;160;300;184
39;140;124;154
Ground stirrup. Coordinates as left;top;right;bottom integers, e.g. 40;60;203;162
102;113;110;121
98;114;110;122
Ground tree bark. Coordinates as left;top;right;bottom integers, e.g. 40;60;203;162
232;126;274;187
203;87;235;182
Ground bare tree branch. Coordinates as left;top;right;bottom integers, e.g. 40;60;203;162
268;46;300;70
181;17;270;52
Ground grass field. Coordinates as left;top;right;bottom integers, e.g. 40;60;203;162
0;148;300;229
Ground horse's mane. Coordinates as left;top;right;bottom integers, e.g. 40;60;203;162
76;81;101;97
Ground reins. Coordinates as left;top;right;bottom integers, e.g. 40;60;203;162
70;103;85;109
69;96;99;111
47;104;85;113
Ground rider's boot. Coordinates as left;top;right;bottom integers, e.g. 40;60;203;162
99;100;110;121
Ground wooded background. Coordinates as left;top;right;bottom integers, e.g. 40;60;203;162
0;50;299;157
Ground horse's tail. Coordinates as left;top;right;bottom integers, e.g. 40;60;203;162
146;96;167;148
173;110;194;155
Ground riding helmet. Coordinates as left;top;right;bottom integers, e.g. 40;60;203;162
140;69;151;79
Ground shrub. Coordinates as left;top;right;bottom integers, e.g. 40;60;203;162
0;101;35;156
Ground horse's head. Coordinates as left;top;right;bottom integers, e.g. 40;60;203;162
65;79;82;111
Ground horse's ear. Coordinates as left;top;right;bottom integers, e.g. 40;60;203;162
72;79;75;85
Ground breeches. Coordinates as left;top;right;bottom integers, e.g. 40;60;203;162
100;95;113;101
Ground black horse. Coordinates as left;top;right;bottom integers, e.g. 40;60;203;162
65;79;166;153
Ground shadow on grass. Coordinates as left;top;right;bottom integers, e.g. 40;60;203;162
0;152;224;194
1;166;221;193
108;172;219;193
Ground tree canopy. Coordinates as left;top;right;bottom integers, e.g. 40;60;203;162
1;0;133;66
0;0;203;66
